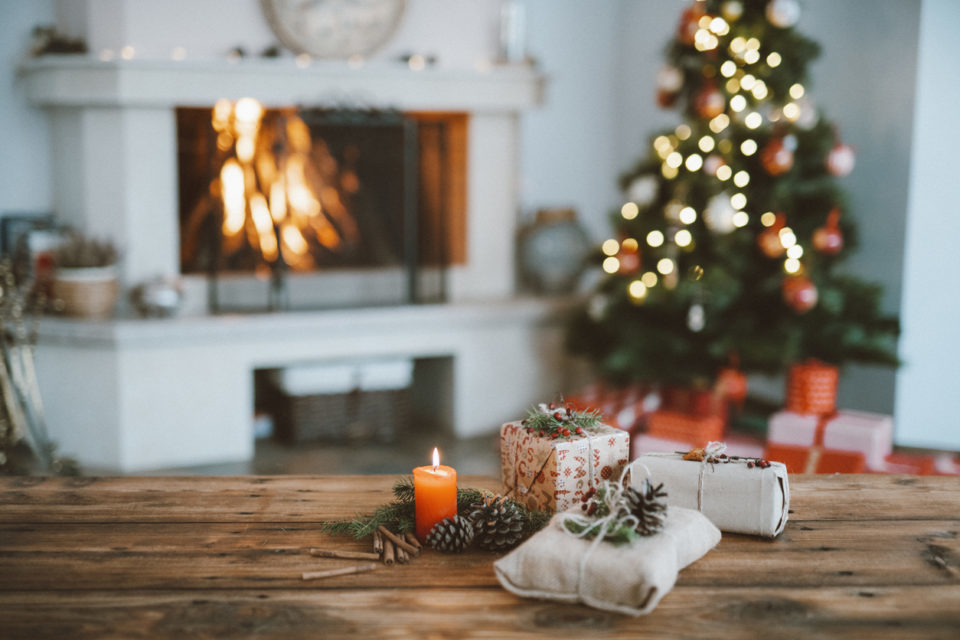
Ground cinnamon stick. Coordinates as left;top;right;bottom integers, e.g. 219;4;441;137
373;530;384;555
376;525;418;555
301;563;377;581
309;548;381;561
403;532;422;556
396;545;409;564
382;538;396;566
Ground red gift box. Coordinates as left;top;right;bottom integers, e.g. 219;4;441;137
874;452;936;475
764;443;865;474
661;386;725;418
646;410;725;444
786;361;839;416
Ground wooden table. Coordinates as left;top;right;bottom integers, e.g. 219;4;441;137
1;474;958;639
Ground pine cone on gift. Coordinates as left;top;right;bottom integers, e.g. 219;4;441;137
426;515;475;553
622;479;668;536
469;494;525;551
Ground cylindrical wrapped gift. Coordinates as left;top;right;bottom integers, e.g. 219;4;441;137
786;360;838;415
631;450;789;537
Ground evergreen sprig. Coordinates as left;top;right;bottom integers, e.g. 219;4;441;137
521;402;603;440
320;476;551;541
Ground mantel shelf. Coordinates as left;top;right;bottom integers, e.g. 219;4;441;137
20;55;546;111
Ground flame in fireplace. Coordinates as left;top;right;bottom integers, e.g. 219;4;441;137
208;98;360;270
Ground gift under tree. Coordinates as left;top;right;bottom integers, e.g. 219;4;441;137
568;0;899;410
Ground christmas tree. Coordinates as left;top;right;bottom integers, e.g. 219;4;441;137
569;0;899;390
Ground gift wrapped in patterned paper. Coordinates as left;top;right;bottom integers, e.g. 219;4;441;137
500;405;630;513
631;443;789;537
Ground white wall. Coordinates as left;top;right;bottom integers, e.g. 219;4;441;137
0;0;54;213
896;0;960;449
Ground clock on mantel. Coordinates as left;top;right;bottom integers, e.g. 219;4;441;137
260;0;407;59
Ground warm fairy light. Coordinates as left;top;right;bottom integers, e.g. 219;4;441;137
720;60;737;77
751;82;769;100
666;152;683;168
408;54;426;71
767;52;782;67
718;139;733;153
685;154;704;171
730;95;747;112
782;102;801;121
761;212;777;227
99;49;115;61
730;193;747;209
269;179;287;223
171;46;187;61
741;139;758;156
729;36;747;55
654;135;673;154
621;202;640;220
746;37;760;50
120;45;135;60
716;165;733;181
295;53;312;68
657;258;675;275
784;258;801;274
646;230;665;247
743;49;760;64
665;200;684;220
679;207;697;224
710;16;730;35
641;271;658;287
786;244;804;259
698;136;716;152
628;280;648;300
740;74;757;91
789;83;805;99
675;229;693;247
220;159;246;235
779;227;797;248
732;211;750;227
744;112;763;129
281;223;309;256
250;194;279;261
709;114;730;133
235;97;264;126
733;170;750;187
602;239;620;256
432;447;440;469
694;29;719;51
662;164;679;179
212;99;232;130
725;78;741;93
675;124;692;140
602;256;620;274
622;237;639;251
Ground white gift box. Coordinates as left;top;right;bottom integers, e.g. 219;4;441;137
767;409;893;470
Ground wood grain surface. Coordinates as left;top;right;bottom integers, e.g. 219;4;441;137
1;474;958;639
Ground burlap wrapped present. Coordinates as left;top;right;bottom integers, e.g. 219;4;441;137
493;507;720;616
631;444;790;538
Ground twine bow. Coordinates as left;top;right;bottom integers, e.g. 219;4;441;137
693;441;727;511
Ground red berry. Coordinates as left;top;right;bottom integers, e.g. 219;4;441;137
548;402;555;409
553;412;563;420
538;430;545;437
747;461;755;468
563;428;571;436
586;502;597;516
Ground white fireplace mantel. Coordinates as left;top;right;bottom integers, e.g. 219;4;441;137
19;55;546;302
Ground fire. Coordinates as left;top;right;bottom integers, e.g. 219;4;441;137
208;97;358;270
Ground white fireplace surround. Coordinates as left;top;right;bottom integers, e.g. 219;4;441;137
23;55;581;472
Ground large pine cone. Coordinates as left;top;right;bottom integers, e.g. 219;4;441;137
622;479;667;536
469;494;525;551
425;515;475;553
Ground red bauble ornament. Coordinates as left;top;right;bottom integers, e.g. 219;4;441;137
826;142;855;176
617;245;641;275
695;83;725;119
758;213;787;258
783;275;818;313
716;367;748;404
760;138;795;175
677;4;705;45
812;208;844;255
657;89;678;108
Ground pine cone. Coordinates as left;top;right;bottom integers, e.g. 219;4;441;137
622;479;667;536
425;515;475;553
469;494;525;551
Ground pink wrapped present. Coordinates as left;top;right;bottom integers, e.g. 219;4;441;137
500;421;630;513
767;409;892;470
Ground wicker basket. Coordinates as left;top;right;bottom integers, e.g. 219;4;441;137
52;266;119;319
269;385;410;444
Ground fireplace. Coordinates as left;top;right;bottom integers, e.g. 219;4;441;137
177;101;466;311
23;57;577;472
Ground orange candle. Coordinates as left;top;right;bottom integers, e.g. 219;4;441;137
413;447;457;542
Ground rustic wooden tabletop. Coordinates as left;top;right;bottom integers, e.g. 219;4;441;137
0;474;958;639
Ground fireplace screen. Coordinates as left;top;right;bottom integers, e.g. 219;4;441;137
177;101;463;311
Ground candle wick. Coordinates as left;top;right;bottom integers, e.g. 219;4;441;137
433;464;438;472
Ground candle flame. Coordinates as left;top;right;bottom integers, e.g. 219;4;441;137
432;447;440;470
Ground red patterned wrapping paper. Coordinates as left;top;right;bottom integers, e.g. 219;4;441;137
646;410;725;444
500;421;630;513
786;361;839;415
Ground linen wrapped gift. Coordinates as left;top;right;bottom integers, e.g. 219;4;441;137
494;492;720;616
631;444;789;537
500;407;630;512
